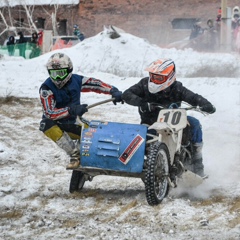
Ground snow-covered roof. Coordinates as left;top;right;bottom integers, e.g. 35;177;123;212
0;0;79;7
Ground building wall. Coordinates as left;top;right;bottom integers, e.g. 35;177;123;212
1;1;239;46
0;5;79;44
77;0;240;46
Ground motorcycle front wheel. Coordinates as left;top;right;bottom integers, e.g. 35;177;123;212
145;142;170;205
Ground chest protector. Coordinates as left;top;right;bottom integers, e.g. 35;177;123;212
43;74;83;108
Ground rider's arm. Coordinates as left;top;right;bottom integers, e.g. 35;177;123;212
39;85;70;120
81;76;116;94
175;82;212;107
122;78;147;106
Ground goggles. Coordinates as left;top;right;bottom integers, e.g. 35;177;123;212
49;69;68;81
149;73;168;85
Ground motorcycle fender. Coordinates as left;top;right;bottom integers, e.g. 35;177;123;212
148;122;173;134
149;122;179;164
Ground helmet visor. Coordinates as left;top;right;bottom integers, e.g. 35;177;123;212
49;69;68;81
149;73;168;84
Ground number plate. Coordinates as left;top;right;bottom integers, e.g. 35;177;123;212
157;109;187;131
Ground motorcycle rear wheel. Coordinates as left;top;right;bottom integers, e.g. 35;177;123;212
69;171;86;193
145;142;170;205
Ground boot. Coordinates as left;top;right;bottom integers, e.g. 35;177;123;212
66;150;80;170
192;158;204;177
192;142;205;177
56;132;80;169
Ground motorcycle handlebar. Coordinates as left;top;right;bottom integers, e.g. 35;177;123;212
153;103;206;114
86;98;115;109
85;99;206;115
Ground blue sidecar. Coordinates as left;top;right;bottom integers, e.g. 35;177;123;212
80;120;147;174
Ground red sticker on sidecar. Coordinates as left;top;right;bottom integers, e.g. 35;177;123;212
119;135;144;165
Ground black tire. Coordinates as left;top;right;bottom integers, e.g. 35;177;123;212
69;171;85;193
145;142;170;205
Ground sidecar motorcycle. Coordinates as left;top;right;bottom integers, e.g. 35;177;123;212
68;100;205;206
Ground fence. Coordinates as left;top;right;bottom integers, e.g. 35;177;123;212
0;42;41;59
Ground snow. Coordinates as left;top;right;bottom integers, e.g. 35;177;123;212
0;29;240;239
0;0;79;7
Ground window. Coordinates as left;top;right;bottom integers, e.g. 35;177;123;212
57;19;67;35
36;17;45;29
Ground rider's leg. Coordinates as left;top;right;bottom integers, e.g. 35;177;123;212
192;142;204;177
187;116;205;177
59;123;83;169
39;118;80;169
56;131;80;169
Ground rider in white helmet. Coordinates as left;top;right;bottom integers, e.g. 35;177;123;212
39;53;123;169
122;58;216;177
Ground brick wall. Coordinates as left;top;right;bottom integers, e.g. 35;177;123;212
0;5;79;44
1;1;239;46
77;0;240;46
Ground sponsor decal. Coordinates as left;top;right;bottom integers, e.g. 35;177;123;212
82;152;90;156
119;135;144;165
83;137;92;140
84;132;93;137
82;145;90;149
91;121;100;126
82;139;92;144
89;128;97;133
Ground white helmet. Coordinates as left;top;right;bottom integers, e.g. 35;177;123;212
145;58;176;93
46;53;73;89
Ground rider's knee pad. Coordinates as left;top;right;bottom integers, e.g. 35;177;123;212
39;118;63;142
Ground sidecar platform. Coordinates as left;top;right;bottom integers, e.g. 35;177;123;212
79;121;148;174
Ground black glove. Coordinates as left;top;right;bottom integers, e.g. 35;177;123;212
200;104;216;114
68;104;88;117
110;87;124;105
139;102;156;113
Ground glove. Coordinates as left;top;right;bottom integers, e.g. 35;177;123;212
110;87;124;105
200;104;216;114
68;104;88;117
139;102;156;113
